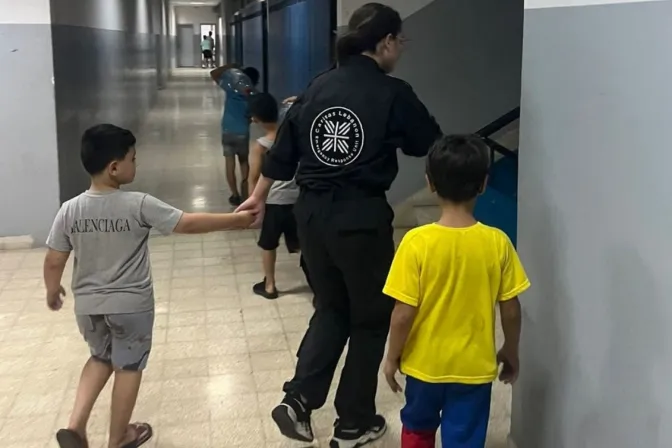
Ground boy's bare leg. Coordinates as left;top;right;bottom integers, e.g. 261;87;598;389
239;158;250;199
108;370;143;448
262;249;277;293
68;357;114;439
225;156;240;197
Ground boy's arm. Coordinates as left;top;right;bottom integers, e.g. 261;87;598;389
140;195;254;235
173;212;254;234
387;302;418;363
496;235;530;384
43;249;69;310
498;298;522;384
248;141;267;195
210;63;240;83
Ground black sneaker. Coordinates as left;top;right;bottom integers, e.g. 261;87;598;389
271;396;314;442
330;415;387;448
253;279;279;300
228;195;242;207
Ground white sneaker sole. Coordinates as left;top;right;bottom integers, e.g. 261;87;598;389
329;423;387;448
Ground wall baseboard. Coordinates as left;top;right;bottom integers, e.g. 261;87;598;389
0;235;34;251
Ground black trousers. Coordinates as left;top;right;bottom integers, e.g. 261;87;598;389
283;192;396;427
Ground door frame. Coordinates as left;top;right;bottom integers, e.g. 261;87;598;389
177;24;195;67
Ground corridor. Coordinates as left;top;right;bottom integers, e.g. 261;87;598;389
0;70;510;447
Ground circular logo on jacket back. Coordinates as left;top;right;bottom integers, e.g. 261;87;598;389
310;107;365;166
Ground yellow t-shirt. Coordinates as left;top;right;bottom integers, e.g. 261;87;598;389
383;222;530;384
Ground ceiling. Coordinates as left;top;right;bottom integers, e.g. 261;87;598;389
171;0;220;6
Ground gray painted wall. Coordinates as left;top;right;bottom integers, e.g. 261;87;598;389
512;1;672;447
385;0;523;204
0;23;61;242
50;0;165;202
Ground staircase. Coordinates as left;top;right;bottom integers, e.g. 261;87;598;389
393;109;520;245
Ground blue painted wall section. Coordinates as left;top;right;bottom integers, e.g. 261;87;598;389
474;156;518;245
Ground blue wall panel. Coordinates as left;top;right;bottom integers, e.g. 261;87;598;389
266;0;332;101
241;13;264;88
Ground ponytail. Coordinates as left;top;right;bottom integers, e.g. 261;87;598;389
336;32;365;63
335;3;402;64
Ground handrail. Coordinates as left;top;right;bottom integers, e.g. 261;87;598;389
475;107;520;160
476;107;520;138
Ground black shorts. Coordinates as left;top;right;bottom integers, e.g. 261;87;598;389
203;50;213;59
258;204;300;252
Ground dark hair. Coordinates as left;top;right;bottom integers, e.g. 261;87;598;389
203;35;208;39
81;124;136;175
243;67;260;86
336;3;402;63
426;134;491;202
248;92;278;124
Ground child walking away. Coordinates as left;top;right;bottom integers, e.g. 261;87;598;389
44;124;254;448
382;135;530;448
210;64;260;206
247;93;301;299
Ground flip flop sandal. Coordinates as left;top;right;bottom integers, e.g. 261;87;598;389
56;429;88;448
121;422;154;448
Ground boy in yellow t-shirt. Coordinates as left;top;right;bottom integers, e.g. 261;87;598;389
383;134;530;448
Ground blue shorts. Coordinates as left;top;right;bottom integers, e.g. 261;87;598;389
400;376;492;448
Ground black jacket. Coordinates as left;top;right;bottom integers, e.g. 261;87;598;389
262;55;442;196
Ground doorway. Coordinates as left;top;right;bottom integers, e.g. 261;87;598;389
200;23;217;68
177;24;195;67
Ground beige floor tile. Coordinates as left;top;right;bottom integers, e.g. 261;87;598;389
211;417;265;447
207;373;256;396
208;393;260;420
247;334;290;353
157;421;211;447
208;354;252;375
251;351;296;372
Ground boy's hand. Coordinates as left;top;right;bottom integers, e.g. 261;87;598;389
497;346;519;384
236;196;265;227
236;211;256;228
282;96;298;104
383;358;402;393
46;285;66;311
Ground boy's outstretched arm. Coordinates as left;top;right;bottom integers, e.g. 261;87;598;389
384;302;418;392
248;141;267;195
43;249;70;311
173;211;255;234
498;297;522;384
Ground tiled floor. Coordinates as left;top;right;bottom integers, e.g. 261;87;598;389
0;69;512;447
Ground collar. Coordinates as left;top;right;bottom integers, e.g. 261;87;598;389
339;54;384;73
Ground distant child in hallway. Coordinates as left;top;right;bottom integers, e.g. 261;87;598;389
382;135;530;448
210;64;260;207
201;35;214;68
45;124;254;448
247;93;310;299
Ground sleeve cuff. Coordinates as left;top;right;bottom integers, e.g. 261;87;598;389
262;156;296;181
499;279;531;301
383;286;419;307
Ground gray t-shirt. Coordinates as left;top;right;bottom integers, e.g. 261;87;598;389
259;136;299;205
46;190;183;315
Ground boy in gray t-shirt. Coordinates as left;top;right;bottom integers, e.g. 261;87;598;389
45;124;254;448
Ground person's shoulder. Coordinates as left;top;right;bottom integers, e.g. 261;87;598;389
398;224;436;249
476;222;513;243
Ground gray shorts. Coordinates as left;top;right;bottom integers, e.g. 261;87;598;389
76;310;154;371
222;133;249;159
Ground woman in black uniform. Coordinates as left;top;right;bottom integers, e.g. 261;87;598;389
237;4;442;447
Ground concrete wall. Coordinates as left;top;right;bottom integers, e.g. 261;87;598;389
512;0;672;447
50;0;165;203
0;0;61;242
336;0;523;205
